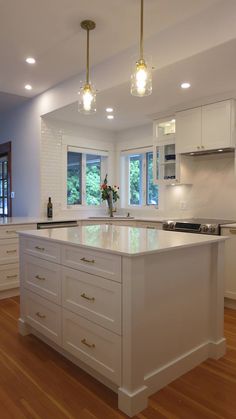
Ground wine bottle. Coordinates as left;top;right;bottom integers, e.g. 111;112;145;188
47;197;53;218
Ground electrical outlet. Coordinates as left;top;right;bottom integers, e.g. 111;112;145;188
11;192;15;198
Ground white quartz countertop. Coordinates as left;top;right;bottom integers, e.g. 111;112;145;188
19;225;226;257
0;215;165;226
221;223;236;228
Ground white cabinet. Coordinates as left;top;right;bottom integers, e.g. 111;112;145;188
0;223;36;298
221;227;236;302
176;107;201;153
153;117;192;185
176;100;235;154
202;101;234;150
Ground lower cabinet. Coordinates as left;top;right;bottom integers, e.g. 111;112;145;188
24;290;62;345
0;264;19;291
221;227;236;301
62;309;121;385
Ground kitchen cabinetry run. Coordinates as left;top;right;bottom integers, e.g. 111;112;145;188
0;223;36;299
221;227;236;304
176;99;236;154
153;117;192;185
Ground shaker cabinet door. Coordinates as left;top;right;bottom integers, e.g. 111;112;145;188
176;107;202;154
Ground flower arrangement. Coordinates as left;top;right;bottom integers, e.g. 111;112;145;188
101;174;119;202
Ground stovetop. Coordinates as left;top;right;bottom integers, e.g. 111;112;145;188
164;218;236;225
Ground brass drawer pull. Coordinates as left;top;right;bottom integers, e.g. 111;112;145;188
80;257;95;264
35;275;46;281
7;274;17;279
229;229;236;234
36;312;46;319
6;230;17;234
81;293;95;302
6;250;17;254
35;246;45;251
81;338;95;349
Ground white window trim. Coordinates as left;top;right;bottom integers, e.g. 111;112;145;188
122;148;159;209
62;145;108;210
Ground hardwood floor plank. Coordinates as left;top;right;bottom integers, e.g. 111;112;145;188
0;298;236;418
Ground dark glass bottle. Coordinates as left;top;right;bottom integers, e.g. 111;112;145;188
47;197;53;218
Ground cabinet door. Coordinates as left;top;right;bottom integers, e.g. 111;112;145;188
222;227;236;300
202;100;233;150
176;107;202;153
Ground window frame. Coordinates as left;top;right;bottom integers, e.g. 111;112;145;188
124;149;158;208
63;144;108;209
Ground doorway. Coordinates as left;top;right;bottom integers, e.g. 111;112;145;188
0;142;12;217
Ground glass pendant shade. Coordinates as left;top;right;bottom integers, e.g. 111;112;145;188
131;58;152;97
78;83;96;114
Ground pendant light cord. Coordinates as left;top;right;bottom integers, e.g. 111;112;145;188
140;0;144;60
86;28;90;84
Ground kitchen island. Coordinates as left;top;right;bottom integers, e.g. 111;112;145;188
18;225;226;417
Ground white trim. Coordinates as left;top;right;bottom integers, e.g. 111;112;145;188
68;145;108;157
121;146;152;156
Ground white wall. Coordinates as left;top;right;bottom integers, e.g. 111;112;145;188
41;118;116;217
0;100;41;216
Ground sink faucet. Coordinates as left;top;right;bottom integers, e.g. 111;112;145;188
127;212;130;218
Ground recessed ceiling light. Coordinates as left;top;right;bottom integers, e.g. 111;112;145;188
190;152;195;155
107;115;114;120
106;107;113;113
25;84;32;90
218;149;223;152
26;57;36;64
181;82;191;89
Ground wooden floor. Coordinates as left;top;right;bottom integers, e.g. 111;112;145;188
0;298;236;419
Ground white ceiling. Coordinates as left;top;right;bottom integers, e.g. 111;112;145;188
0;0;219;112
46;39;236;131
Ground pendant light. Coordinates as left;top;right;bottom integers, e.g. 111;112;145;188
78;20;96;114
131;0;152;97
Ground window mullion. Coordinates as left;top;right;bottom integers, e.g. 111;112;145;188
82;154;86;205
142;154;146;206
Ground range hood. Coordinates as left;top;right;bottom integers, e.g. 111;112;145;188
183;147;235;157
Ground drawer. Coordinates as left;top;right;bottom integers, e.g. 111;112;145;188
24;290;61;345
62;267;121;334
0;239;19;264
23;255;61;304
0;224;36;239
62;309;121;385
23;238;60;263
61;246;121;282
0;264;19;291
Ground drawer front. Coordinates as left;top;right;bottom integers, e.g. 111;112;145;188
0;224;36;239
24;290;61;345
62;309;121;385
23;238;60;263
0;264;19;291
0;239;18;264
62;267;121;334
23;255;61;304
61;246;121;282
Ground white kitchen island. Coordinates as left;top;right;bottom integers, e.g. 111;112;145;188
18;225;226;417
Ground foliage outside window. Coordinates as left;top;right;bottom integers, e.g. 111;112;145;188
67;151;106;206
128;151;158;206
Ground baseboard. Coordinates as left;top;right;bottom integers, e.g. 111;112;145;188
0;288;19;300
144;339;225;396
224;297;236;310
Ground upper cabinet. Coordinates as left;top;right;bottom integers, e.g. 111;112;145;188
176;100;235;154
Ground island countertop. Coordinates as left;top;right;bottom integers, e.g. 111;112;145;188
18;224;226;257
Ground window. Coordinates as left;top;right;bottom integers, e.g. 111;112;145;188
67;149;107;206
127;151;158;206
86;154;101;205
67;152;82;205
